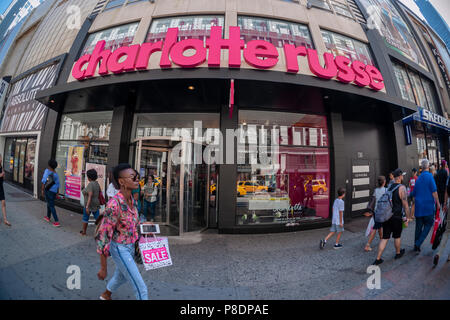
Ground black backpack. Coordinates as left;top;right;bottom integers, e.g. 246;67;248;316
44;172;55;191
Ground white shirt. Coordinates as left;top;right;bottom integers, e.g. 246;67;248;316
332;198;345;225
106;182;119;198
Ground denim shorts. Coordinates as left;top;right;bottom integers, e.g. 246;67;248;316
82;207;100;223
330;224;344;233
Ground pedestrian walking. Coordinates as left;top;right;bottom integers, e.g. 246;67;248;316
430;165;436;177
373;169;411;265
433;175;450;266
387;172;395;188
411;159;441;253
41;160;60;227
96;163;151;300
320;187;345;250
106;169;119;199
364;176;386;252
409;168;418;219
435;160;448;208
143;175;158;222
80;169;101;236
0;155;11;227
132;169;142;215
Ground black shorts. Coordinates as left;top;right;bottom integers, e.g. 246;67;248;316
0;186;4;201
382;216;403;239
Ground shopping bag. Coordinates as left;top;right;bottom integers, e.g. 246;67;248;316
139;235;173;271
365;217;374;237
432;210;447;250
430;207;440;245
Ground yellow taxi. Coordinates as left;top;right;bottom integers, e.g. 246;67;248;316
304;179;328;195
237;181;268;193
210;183;248;197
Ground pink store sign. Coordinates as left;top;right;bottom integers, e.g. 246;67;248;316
65;176;81;200
72;26;384;91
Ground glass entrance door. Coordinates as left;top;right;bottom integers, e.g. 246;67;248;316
134;138;215;235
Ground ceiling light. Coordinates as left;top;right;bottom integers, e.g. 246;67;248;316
188;86;195;90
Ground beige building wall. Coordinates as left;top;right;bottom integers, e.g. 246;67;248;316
69;0;379;92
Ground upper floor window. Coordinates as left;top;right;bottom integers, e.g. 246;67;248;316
331;1;353;18
104;0;126;11
392;60;440;114
321;29;374;66
80;22;139;56
392;61;416;104
237;16;314;49
308;0;332;11
358;0;428;70
146;15;224;43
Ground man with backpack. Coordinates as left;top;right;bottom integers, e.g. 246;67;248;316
411;159;440;254
373;169;411;265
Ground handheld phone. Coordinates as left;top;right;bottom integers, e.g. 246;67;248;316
140;224;160;234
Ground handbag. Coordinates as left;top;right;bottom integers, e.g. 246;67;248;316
432;210;447;250
430;207;440;245
365;217;375;237
138;234;173;271
98;190;106;206
44;172;55;191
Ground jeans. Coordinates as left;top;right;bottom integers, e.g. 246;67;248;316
45;190;58;222
415;214;435;248
144;200;156;221
107;241;148;300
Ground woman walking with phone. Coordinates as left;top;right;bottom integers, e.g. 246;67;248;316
95;163;151;300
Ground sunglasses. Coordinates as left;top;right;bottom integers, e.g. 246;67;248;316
120;174;138;181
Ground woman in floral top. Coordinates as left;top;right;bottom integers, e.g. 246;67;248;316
96;163;151;300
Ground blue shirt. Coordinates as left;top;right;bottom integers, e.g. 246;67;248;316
41;169;60;194
411;171;437;217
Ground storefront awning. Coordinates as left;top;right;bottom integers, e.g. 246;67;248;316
402;107;450;132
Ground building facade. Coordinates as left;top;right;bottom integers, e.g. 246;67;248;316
0;0;448;235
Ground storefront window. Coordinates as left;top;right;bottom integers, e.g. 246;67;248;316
236;110;330;226
146;15;224;43
392;62;415;103
56;111;112;204
321;29;374;65
3;138;14;173
237;16;314;49
408;70;428;108
80;22;138;56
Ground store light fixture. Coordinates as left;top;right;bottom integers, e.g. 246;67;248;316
188;85;195;90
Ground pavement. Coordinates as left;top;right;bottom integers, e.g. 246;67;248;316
0;182;449;300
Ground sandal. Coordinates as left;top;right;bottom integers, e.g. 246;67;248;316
4;220;11;227
79;231;87;236
364;245;372;252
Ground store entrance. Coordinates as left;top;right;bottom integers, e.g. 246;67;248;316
133;137;216;236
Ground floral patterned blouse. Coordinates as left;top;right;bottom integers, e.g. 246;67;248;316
96;191;140;256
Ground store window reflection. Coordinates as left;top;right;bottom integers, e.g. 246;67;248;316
55;111;112;204
236;110;330;226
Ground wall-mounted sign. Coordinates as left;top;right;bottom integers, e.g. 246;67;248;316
1;63;58;133
419;107;450;131
72;26;384;91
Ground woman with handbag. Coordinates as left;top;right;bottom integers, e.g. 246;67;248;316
80;169;101;236
95;163;151;300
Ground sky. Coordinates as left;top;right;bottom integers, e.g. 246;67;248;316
399;0;450;26
0;0;14;16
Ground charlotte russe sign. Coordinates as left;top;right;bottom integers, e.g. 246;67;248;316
72;26;384;91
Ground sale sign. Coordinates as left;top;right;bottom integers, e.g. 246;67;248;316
139;236;173;271
65;146;84;200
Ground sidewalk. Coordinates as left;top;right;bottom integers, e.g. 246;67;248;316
0;182;449;300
